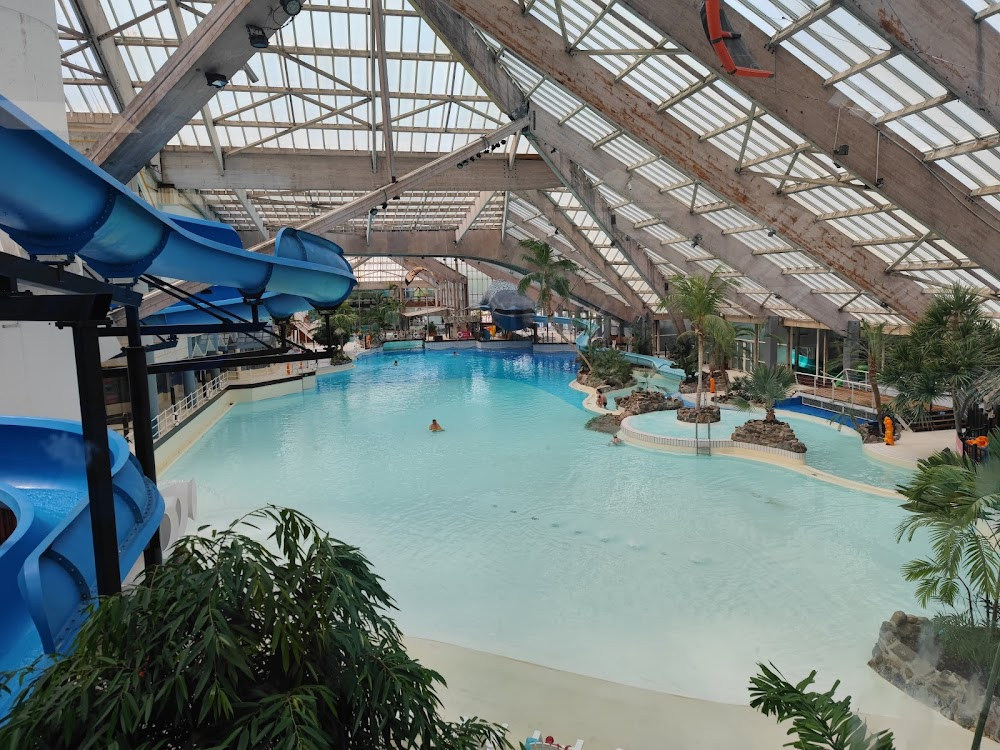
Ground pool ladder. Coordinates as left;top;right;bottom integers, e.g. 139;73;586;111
694;421;712;456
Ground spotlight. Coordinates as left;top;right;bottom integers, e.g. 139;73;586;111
691;233;702;248
767;229;775;237
280;0;303;16
833;144;850;156
875;177;885;188
457;162;464;169
247;24;268;49
381;202;388;209
205;72;228;89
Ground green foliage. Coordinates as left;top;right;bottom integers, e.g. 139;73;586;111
731;364;796;423
882;284;1000;428
310;308;358;350
896;431;1000;629
659;270;735;408
669;337;699;380
587;347;634;388
933;613;1000;682
0;508;509;750
516;240;575;319
749;664;895;750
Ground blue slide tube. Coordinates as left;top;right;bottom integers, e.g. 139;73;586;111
0;96;355;308
0;418;164;718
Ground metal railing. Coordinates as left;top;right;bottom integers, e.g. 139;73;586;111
151;372;230;439
794;371;874;407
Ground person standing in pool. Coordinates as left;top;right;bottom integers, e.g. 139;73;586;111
393;360;398;366
429;419;443;432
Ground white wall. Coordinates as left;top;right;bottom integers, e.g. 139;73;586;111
0;0;80;419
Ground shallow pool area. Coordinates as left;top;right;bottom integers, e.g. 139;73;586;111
627;408;914;490
165;351;927;708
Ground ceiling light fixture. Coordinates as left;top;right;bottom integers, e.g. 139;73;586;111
280;0;303;16
205;72;228;89
247;25;268;49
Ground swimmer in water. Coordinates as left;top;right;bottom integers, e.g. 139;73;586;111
429;419;443;432
393;360;398;366
610;434;622;446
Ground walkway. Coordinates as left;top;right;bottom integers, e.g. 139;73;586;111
406;638;999;750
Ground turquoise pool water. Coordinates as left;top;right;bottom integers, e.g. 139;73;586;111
165;351;927;707
627;409;914;490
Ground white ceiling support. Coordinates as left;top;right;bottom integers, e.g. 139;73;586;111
838;0;1000;129
67;0;137;110
154;147;561;191
976;2;1000;21
371;0;396;181
765;1;835;49
516;190;651;311
249;116;527;253
429;0;926;320
164;0;224;175
232;189;268;240
455;191;496;243
87;0;290;181
620;0;1000;287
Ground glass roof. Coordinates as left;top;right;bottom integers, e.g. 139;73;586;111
54;0;1000;324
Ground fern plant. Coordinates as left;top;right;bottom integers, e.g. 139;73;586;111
749;664;895;750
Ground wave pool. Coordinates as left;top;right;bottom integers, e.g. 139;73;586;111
164;350;927;708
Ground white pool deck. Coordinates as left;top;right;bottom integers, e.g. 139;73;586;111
408;637;1000;750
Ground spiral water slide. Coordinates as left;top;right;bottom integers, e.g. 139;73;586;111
0;96;356;717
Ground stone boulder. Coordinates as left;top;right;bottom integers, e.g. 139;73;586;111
731;419;807;453
616;390;683;419
677;406;721;424
585;414;621;433
870;612;1000;740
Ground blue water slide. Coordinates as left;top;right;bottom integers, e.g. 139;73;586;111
143;286;312;325
0;96;356;309
0;418;164;718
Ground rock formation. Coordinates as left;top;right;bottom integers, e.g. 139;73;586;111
730;418;807;453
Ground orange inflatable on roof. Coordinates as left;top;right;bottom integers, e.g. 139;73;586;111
701;0;775;79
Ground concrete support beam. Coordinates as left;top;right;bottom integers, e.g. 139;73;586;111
86;0;291;181
233;189;268;240
250;117;527;252
514;190;650;311
530;110;856;332
371;0;396;180
426;0;926;321
837;0;1000;131
455;191;496;243
619;0;1000;286
151;147;562;191
328;229;635;319
392;255;468;285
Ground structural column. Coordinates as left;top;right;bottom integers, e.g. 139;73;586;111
764;316;782;367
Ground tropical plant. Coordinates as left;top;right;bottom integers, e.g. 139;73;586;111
0;508;509;750
749;664;895;750
658;270;735;411
669;336;699;381
310;308;358;351
882;284;1000;431
516;239;591;370
587;347;634;388
896;432;1000;748
730;364;796;423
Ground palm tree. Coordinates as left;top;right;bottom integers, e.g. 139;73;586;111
731;364;796;422
516;239;592;369
860;322;887;417
311;308;358;351
658;270;735;411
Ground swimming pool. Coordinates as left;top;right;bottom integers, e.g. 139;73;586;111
164;351;927;708
627;408;913;490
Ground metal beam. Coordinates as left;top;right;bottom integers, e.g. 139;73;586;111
153;147;561;191
249;117;527;252
537;111;860;332
427;0;925;321
67;0;136;110
329;228;635;319
455;191;496;243
371;0;396;180
87;0;290;181
233;189;268;240
837;0;1000;132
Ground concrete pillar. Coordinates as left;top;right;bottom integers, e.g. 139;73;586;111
182;371;197;398
0;0;78;420
764;316;782;367
843;321;860;374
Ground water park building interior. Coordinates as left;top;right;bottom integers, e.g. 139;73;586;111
6;0;1000;748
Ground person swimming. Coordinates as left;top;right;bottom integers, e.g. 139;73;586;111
610;434;622;446
393;360;398;366
429;419;443;432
